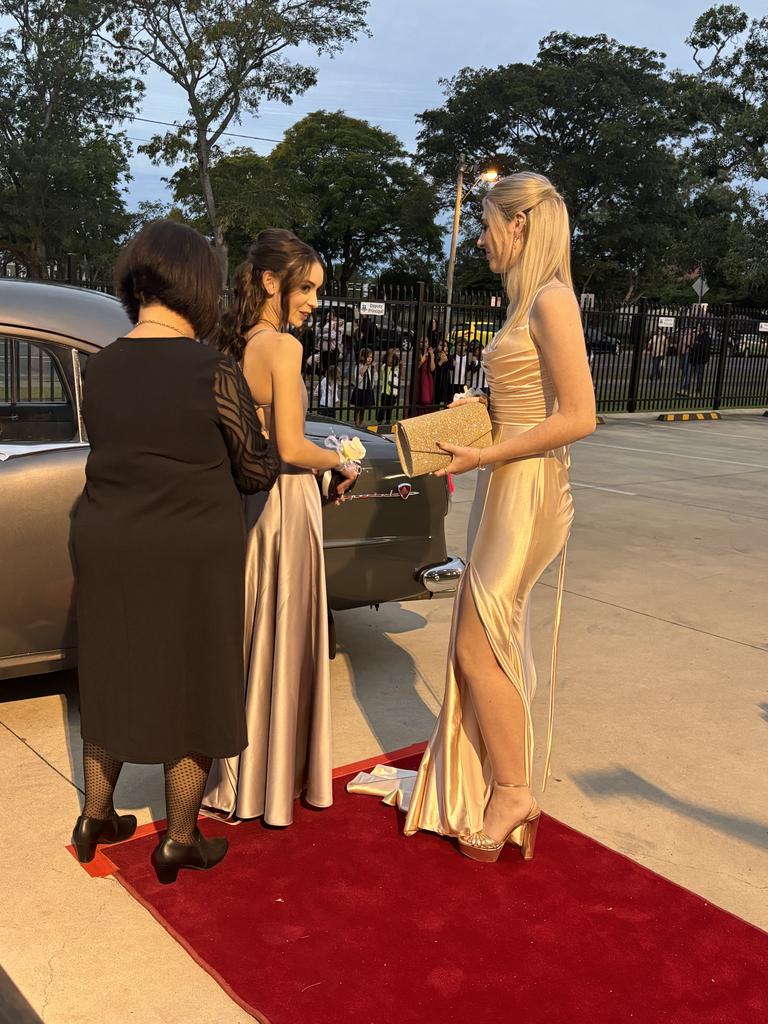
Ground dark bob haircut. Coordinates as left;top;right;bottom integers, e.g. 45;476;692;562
114;219;221;340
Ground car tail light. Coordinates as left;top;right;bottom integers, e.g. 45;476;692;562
447;473;455;494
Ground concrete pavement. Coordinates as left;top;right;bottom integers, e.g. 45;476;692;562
1;415;766;1022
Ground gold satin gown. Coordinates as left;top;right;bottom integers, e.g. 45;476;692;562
205;385;333;826
349;309;574;845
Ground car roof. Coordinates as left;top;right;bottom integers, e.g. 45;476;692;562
0;278;132;347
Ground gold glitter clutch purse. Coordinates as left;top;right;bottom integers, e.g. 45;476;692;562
393;403;493;477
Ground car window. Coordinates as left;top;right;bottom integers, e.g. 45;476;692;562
0;335;81;444
0;337;10;404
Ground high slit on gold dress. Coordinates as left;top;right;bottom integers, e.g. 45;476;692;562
348;298;574;845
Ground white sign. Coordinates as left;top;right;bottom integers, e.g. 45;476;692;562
580;292;595;310
658;316;676;329
360;301;385;316
692;277;710;299
759;322;768;333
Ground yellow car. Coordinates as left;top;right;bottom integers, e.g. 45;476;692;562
449;320;498;347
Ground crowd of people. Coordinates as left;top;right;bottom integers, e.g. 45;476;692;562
299;311;492;426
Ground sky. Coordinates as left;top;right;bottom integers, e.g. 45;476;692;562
124;0;766;207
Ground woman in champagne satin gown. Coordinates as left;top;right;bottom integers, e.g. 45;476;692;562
349;173;596;862
204;229;359;826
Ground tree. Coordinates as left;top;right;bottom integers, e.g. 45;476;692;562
0;1;141;276
268;111;444;284
416;33;696;301
686;5;768;184
170;112;445;284
170;148;292;267
111;1;370;276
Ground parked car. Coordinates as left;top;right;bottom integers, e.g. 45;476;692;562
737;332;768;357
449;320;499;347
584;325;622;355
0;279;463;680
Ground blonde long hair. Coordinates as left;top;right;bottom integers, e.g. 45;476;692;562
483;171;573;329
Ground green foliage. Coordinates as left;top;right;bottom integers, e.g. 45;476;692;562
417;29;768;303
0;1;141;274
111;1;371;271
171;111;445;283
686;5;768;183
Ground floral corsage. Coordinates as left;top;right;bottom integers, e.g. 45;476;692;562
324;434;366;474
319;434;366;504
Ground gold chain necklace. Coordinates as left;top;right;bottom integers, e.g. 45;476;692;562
137;318;194;338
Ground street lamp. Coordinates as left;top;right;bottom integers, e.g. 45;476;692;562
445;159;498;307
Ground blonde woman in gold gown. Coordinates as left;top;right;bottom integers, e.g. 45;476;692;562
350;172;595;862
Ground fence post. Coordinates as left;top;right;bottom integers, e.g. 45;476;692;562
407;280;426;417
712;303;731;411
626;298;649;413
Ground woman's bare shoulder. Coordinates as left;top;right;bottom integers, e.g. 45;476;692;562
530;283;581;328
245;329;302;363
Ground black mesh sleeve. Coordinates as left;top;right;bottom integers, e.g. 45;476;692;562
213;356;281;494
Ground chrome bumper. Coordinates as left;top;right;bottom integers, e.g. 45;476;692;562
419;556;466;596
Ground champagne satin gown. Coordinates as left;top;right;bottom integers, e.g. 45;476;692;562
204;385;333;826
349;303;574;845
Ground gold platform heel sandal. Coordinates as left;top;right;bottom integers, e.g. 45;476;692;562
457;782;541;864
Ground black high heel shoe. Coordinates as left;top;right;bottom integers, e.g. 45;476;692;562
151;828;228;885
71;811;138;863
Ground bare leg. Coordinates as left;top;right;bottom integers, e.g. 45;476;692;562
454;581;533;842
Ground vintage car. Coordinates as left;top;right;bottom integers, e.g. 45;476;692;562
0;279;464;680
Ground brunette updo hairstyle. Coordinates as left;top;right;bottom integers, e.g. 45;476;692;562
114;219;221;339
219;228;322;362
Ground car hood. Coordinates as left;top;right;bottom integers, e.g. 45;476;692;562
305;419;396;459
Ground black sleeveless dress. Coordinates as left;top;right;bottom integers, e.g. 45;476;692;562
72;337;281;764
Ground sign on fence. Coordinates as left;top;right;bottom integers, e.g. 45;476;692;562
759;323;768;333
658;316;676;328
360;301;385;316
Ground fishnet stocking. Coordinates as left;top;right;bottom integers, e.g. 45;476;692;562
82;741;123;819
163;753;213;844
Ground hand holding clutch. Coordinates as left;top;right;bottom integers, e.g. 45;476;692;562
393;403;493;478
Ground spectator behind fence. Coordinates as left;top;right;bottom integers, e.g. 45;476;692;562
426;317;441;347
646;327;668;381
676;323;695;396
416;337;436;413
434;340;453;407
468;343;488;394
351;347;377;426
317;364;342;418
377;346;400;425
452;339;469;396
689;325;712;396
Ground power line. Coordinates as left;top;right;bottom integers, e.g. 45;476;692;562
122;114;282;145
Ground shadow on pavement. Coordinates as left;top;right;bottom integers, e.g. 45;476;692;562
0;965;43;1024
573;766;768;852
337;604;436;754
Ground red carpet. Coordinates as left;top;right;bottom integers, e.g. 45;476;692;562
105;753;768;1024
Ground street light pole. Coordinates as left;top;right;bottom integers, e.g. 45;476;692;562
445;154;466;309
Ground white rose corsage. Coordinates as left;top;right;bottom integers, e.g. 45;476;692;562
324;433;366;472
320;434;366;503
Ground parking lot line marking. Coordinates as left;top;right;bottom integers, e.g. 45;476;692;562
578;440;768;470
640;424;768;442
572;482;637;496
536;584;767;653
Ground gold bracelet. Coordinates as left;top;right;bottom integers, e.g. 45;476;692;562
476;448;483;470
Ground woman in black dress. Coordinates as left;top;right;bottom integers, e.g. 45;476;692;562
70;220;280;883
434;339;454;407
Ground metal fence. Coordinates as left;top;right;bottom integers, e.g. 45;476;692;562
4;259;768;420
